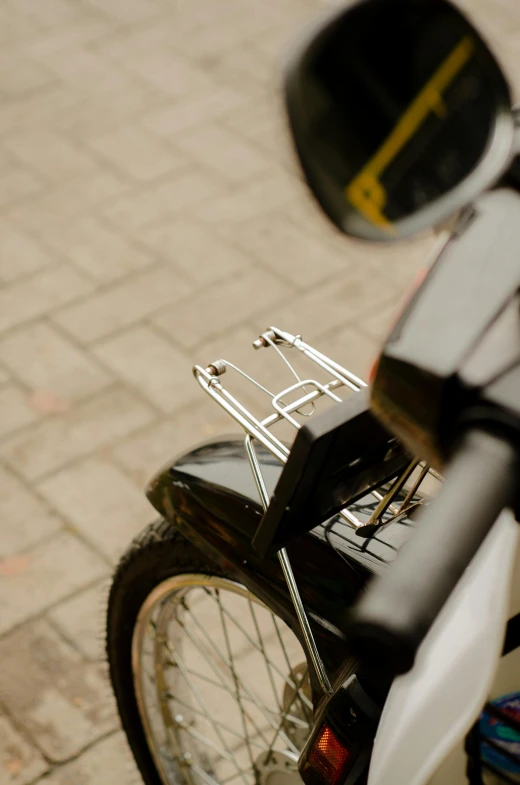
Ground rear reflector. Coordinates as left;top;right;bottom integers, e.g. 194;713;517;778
308;724;351;785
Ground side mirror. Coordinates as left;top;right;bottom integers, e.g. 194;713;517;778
285;0;515;242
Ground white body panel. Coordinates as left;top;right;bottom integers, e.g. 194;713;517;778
367;510;520;785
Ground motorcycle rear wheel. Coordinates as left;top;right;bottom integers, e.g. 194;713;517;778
106;519;313;785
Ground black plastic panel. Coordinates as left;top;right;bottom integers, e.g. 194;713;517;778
252;389;411;557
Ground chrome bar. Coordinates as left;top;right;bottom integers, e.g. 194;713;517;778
245;435;333;697
367;459;419;525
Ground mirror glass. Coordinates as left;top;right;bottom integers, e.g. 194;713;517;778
286;0;513;240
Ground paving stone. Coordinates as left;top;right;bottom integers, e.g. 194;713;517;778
40;731;141;785
53;264;192;343
223;98;290;164
151;267;290;350
0;384;38;439
195;169;301;224
0;621;117;762
174;123;272;184
48;81;165;141
4;128;98;185
0;5;40;47
0;533;106;634
312;325;378;382
0;323;111;403
0;223;53;283
24;17;114;58
0;466;61;559
103;168;225;234
172;9;278;61
47;580;108;661
93;325;195;413
120;48;213;97
88;126;184;182
1;387;154;481
208;44;273;94
7;172;128;237
0;166;43;210
0;365;10;386
38;458;151;562
0;711;48;785
140;219;252;285
143;85;249;137
0;265;92;335
112;401;233;487
85;0;163;24
0;53;54;97
0;82;84;135
13;0;83;27
358;301;402;343
32;47;137;98
42;215;153;283
226;214;353;289
249;268;397;344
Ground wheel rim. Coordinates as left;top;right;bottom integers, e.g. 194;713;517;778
132;574;312;785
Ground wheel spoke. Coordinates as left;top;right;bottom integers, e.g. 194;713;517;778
248;600;282;714
166;641;249;785
182;600;299;754
215;589;256;774
173;607;273;748
133;574;311;785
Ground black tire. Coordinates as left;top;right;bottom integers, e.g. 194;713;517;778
107;518;313;785
107;518;232;785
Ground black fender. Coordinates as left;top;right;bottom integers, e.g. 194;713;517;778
147;437;419;693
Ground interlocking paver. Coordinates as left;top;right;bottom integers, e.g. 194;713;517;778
0;222;53;282
103;168;225;233
38;458;153;562
225;213;350;289
0;0;516;782
111;401;232;488
0;322;112;401
88;126;184;182
0;621;117;761
0;383;38;439
1;387;154;481
41;215;154;283
0;53;55;97
119;48;213;97
140;219;253;285
4;128;98;185
53;264;192;343
151;267;290;349
0;265;92;335
142;85;249;137
0;465;61;558
40;731;141;785
194;169;300;223
7;170;128;236
0;532;106;634
0;165;43;210
0;711;48;785
48;579;108;660
93;325;196;413
173;123;272;184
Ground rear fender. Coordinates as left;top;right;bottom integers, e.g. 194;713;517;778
147;437;419;694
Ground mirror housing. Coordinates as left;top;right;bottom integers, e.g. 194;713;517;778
285;0;515;242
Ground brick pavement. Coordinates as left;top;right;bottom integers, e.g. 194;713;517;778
0;0;518;782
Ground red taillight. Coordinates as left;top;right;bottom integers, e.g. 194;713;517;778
308;724;351;785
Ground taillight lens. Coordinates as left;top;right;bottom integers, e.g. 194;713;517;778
307;724;351;785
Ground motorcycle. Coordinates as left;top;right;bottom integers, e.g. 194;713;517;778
106;1;520;784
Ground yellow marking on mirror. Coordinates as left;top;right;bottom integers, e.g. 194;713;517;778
346;35;475;230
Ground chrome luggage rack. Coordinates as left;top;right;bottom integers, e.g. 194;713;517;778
193;327;439;695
